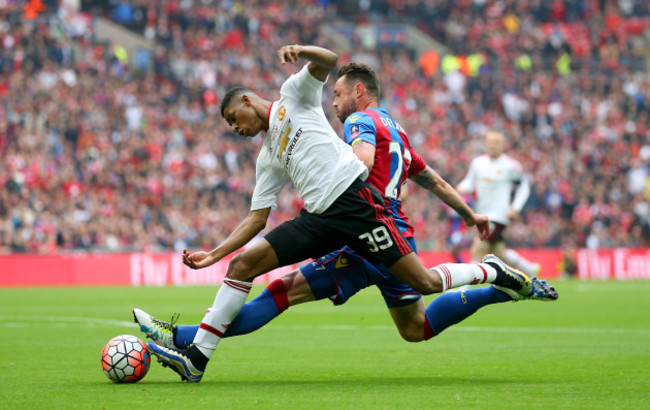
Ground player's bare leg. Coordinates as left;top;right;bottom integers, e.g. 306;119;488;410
503;248;541;277
147;239;281;382
387;252;442;294
388;299;426;342
470;234;493;263
387;278;554;344
136;269;317;351
470;226;540;278
388;251;532;296
489;241;507;261
192;239;280;353
482;239;541;278
226;239;282;282
282;269;317;305
195;240;280;347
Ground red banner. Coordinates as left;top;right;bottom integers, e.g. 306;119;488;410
576;248;650;280
0;252;293;287
0;248;647;287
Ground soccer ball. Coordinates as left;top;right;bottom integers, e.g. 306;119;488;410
101;334;151;383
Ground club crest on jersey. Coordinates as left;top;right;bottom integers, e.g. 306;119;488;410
278;105;286;121
350;124;360;139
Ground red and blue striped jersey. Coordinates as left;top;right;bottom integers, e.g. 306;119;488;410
343;108;426;238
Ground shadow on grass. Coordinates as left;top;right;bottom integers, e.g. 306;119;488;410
113;375;553;387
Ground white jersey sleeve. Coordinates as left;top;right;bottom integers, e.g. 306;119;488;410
250;148;291;211
251;65;368;214
457;158;478;194
510;171;530;213
280;65;324;107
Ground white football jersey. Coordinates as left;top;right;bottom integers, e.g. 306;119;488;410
457;154;530;225
251;65;368;214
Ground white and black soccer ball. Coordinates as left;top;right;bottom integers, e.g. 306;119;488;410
101;334;150;383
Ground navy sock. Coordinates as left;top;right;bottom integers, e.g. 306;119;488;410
175;324;200;348
187;345;209;372
174;279;289;348
424;286;511;339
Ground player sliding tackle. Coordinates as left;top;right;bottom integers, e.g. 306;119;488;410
143;44;558;383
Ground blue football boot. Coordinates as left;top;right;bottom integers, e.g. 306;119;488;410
493;277;559;301
482;254;533;297
147;342;204;383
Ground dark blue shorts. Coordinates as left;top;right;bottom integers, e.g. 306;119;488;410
300;238;422;309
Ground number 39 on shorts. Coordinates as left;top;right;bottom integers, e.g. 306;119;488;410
358;226;394;252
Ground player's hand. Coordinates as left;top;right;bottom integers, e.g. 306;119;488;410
277;45;302;65
182;249;214;270
506;208;519;220
467;213;490;240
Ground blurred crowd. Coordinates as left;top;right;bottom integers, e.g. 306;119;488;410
1;0;649;254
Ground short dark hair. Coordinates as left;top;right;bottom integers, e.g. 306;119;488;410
220;86;249;118
336;63;380;99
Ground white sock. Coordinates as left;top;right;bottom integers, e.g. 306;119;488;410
193;278;252;358
504;249;539;276
433;263;497;292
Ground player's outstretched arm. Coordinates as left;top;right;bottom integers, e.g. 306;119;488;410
277;44;338;82
183;208;271;269
410;166;490;240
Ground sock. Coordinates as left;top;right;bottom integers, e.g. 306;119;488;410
193;278;252;359
174;279;290;348
423;285;511;340
433;263;497;292
186;345;209;371
504;249;539;276
175;324;199;349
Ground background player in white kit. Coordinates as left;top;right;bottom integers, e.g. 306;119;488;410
457;129;541;277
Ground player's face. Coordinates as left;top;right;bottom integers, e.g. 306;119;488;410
485;131;505;158
223;98;263;137
332;76;358;124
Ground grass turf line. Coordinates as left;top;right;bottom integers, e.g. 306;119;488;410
0;280;648;409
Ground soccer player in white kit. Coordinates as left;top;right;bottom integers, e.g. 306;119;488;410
146;45;535;382
457;130;541;277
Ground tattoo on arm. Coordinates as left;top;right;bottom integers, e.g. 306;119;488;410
411;168;438;190
413;167;473;221
454;205;472;221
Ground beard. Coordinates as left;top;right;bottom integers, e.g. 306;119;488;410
337;98;358;124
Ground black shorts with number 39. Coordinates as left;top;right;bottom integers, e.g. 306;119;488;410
265;178;414;268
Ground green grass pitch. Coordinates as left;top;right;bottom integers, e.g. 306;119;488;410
1;280;648;409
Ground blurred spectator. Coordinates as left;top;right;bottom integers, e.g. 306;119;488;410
0;0;648;255
558;241;578;278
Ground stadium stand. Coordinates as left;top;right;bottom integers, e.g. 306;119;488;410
0;0;648;254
